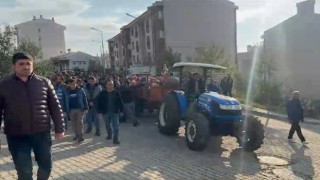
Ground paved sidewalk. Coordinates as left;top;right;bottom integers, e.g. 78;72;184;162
242;105;320;124
0;114;319;179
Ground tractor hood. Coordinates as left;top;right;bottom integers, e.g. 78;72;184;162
202;92;240;105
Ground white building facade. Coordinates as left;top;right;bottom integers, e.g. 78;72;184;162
51;51;99;72
15;15;66;60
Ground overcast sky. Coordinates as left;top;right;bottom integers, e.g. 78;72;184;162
0;0;319;55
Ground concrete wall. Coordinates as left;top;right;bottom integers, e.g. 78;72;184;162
163;0;237;63
15;17;66;60
263;14;320;98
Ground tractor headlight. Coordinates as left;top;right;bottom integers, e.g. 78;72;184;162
219;104;242;110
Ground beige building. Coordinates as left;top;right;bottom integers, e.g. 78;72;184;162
163;0;237;63
108;0;237;74
262;0;320;98
108;1;163;74
15;15;66;60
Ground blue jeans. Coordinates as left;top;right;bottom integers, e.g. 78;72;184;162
6;131;52;180
86;108;100;130
103;113;119;139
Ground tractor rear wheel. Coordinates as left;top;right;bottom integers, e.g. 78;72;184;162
158;94;181;135
236;116;265;152
185;112;210;151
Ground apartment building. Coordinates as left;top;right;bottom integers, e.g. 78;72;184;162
108;0;237;74
15;15;66;60
262;0;320;98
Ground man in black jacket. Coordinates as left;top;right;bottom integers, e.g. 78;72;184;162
225;74;233;97
0;52;64;180
119;80;139;127
286;91;307;145
186;73;205;101
97;80;124;145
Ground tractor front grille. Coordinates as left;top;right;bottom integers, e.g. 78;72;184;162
217;109;242;116
212;102;242;116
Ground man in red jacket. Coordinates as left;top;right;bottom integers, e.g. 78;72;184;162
0;52;65;180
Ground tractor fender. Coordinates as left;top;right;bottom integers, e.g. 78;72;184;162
168;90;188;118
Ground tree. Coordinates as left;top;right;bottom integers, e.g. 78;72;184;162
192;42;229;64
191;42;244;96
163;47;181;68
0;25;50;78
15;39;42;59
254;49;283;106
34;60;55;77
0;26;16;77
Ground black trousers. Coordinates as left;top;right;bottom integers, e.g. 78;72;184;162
222;89;232;97
288;122;306;142
6;131;52;180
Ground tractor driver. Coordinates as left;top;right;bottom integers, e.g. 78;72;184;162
186;72;205;101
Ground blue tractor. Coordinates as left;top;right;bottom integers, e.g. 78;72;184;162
158;62;265;151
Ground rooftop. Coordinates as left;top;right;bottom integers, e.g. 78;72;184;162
51;51;98;62
15;15;66;29
263;0;319;36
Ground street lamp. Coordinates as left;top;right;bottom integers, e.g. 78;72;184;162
126;13;137;19
90;27;105;68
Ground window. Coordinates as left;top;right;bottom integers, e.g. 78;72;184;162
159;30;164;38
147;36;151;49
131;28;134;36
137;55;140;64
73;62;76;65
132;42;135;50
146;19;150;33
38;28;41;33
158;10;163;19
133;55;136;63
136;41;139;52
135;26;138;37
84;62;86;65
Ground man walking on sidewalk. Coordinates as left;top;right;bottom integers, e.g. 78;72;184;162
286;91;308;145
84;76;102;136
97;80;124;145
0;52;65;180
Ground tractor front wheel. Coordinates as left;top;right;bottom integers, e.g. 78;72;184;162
185;113;210;151
236;116;265;152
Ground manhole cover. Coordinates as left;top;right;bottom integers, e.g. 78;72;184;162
258;156;289;166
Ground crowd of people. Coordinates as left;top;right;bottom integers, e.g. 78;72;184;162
52;71;149;145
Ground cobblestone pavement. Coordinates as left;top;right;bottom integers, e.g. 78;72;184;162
0;114;319;180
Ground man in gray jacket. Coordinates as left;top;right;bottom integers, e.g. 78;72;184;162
84;76;103;136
